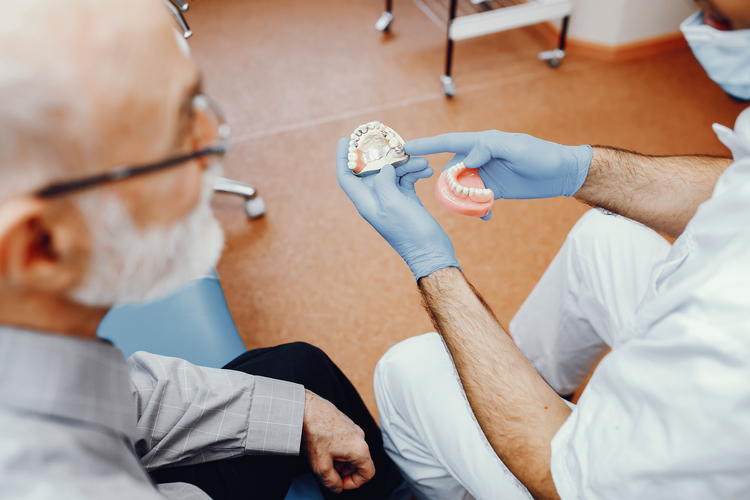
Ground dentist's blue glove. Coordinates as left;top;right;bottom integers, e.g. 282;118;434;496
336;138;460;281
405;131;593;219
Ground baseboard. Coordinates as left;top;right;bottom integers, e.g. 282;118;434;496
537;22;689;62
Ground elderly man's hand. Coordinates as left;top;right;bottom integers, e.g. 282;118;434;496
302;390;375;493
336;137;459;281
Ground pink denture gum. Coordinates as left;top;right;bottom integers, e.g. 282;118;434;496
435;162;494;218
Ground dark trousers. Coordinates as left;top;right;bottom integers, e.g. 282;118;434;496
150;342;399;500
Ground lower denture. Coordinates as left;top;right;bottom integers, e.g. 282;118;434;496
435;161;494;218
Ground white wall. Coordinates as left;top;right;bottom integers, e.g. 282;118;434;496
567;0;698;46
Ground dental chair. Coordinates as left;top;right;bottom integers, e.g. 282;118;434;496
97;268;324;500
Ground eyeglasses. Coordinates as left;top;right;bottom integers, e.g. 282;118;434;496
35;94;230;199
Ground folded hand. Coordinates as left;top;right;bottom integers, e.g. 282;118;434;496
302;390;375;493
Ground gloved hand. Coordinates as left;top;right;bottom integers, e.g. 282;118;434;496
405;130;593;203
336;138;460;281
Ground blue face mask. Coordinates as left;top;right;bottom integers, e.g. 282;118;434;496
681;11;750;101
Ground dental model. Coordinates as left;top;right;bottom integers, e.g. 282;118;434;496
349;122;409;177
435;162;494;218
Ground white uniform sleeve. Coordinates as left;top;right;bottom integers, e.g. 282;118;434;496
550;145;750;499
128;351;305;471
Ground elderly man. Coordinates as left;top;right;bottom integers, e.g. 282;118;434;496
337;0;750;499
0;1;401;499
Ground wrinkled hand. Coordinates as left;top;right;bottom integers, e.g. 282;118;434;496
302;390;374;494
405;131;593;217
336;137;460;281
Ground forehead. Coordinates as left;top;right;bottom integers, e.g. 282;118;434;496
2;0;197;92
0;0;205;205
5;0;200;166
76;0;200;168
85;12;200;157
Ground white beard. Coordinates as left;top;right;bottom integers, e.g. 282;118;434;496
71;162;225;306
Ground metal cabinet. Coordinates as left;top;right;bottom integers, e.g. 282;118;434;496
376;0;574;96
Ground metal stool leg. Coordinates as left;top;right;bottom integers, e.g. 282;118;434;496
441;0;458;97
213;177;266;220
376;0;394;32
538;15;569;68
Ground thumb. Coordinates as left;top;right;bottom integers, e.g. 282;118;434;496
373;164;399;200
462;143;493;170
480;209;492;221
442;153;467;172
315;459;344;493
342;469;373;490
399;166;434;193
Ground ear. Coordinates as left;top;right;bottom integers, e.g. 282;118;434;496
0;196;91;296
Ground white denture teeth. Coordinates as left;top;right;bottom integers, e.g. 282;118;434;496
444;162;493;199
348;161;356;169
350;122;409;177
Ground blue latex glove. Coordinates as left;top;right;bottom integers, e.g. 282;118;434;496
335;138;460;281
405;131;593;220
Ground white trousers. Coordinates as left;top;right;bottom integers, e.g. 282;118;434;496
374;210;672;500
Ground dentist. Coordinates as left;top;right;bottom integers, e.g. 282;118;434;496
336;0;750;498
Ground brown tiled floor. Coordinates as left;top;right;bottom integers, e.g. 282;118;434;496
186;0;746;418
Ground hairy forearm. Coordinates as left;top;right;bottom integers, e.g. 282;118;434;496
575;147;732;238
419;267;571;500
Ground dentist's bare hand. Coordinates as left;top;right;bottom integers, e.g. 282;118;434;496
302;390;375;493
